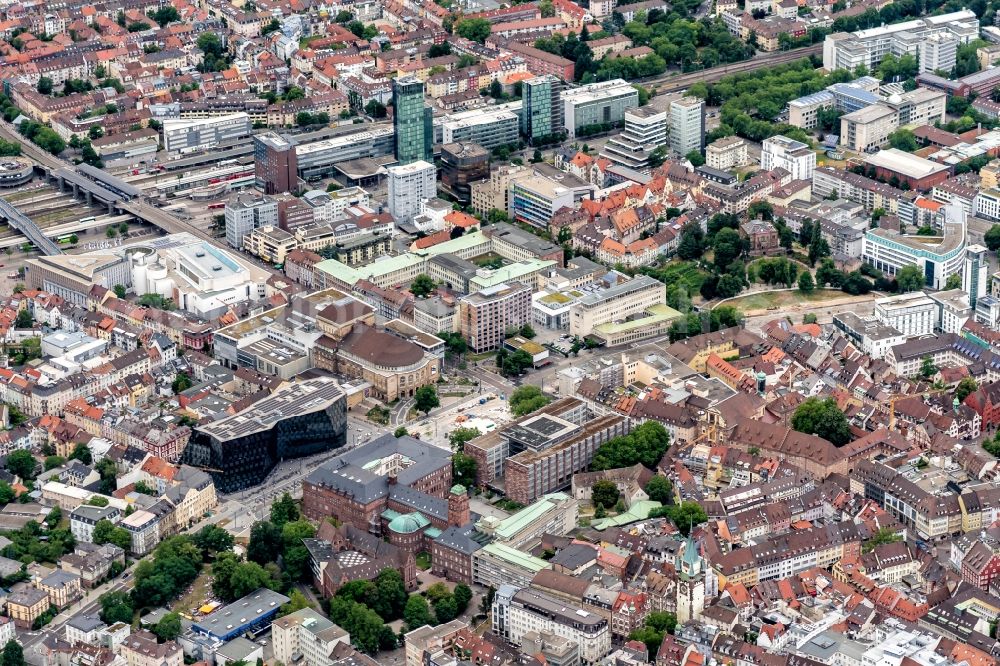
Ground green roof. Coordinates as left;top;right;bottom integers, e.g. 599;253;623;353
592;500;663;531
388;512;431;534
423;230;490;257
470;259;556;291
480;542;551;572
540;292;573;304
593;304;683;335
491;493;571;542
315;231;492;288
450;484;467;495
315;259;363;286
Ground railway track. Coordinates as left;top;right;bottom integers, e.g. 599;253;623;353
643;43;823;93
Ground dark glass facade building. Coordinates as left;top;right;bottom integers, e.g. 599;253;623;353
440;142;489;204
182;378;347;492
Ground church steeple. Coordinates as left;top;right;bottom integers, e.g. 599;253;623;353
680;533;701;578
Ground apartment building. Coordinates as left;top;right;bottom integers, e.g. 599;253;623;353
761;135;816;181
69;504;121;544
244;226;297;265
6;586;50;628
669;97;705;157
840;104;898;153
459;282;532;353
272;608;349;666
121;630;184;666
812;167;904;214
706;136;749;171
225;194;279;250
387;160;436;223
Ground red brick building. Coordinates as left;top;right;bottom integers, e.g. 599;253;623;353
964;381;1000;428
501;42;575;82
301;434;453;530
960;541;1000;591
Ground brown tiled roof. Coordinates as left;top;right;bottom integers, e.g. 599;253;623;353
338;325;423;368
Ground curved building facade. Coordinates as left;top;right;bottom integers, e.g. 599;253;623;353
0;158;34;188
862;200;966;290
182;378;347;492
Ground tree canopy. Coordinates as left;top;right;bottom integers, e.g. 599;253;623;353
591;421;671;471
454;17;491;43
509;385;551;417
791;397;851;447
414;385;440;414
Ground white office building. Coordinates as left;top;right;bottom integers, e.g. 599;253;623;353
225;193;279;250
920;33;959;74
761;135;816;181
964;244;989;308
862;201;967;289
601;106;668;172
130;233;270;317
562;80;639;139
669;97;705;157
493;586;611;665
927;289;973;334
873;293;937;337
387;160;437;223
440;106;520;150
822;10;979;72
272;608;349;666
162;113;252;154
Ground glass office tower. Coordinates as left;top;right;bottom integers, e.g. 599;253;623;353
393;76;433;164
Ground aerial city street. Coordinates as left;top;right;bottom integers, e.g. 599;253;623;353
0;1;996;666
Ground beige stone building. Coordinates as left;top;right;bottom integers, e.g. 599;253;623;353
7;585;50;628
459;282;532;353
840;104;899;153
569;275;664;339
471;164;529;217
314;325;440;401
164;466;218;529
244;226;298;265
706;136;749;171
37;570;82;608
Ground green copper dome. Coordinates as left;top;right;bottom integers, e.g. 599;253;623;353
388;512;430;534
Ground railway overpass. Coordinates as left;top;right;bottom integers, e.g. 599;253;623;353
0;198;62;255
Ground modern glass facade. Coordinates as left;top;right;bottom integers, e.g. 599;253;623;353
522;76;564;143
183;389;347;493
393;77;433;165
